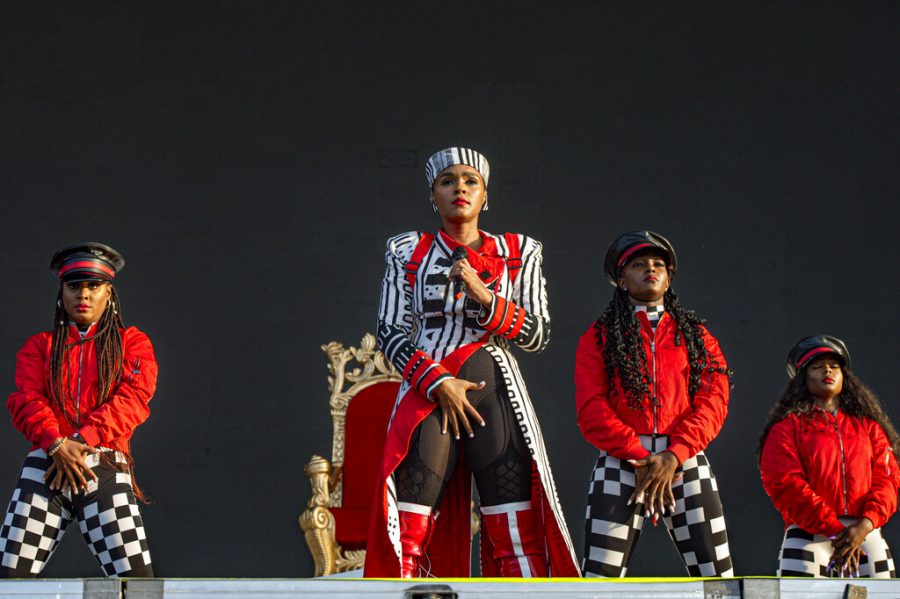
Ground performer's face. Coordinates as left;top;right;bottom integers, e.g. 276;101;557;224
61;280;112;325
431;165;487;224
805;356;844;401
618;250;671;305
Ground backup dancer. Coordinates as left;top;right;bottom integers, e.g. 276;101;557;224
759;335;900;578
574;230;734;577
1;243;156;577
365;147;579;577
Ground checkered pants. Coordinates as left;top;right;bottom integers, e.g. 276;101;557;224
0;448;152;578
582;435;734;577
778;520;895;578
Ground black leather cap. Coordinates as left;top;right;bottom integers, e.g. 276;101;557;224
50;242;125;283
604;230;677;283
786;335;850;378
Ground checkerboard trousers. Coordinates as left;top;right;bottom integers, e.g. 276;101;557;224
778;520;895;578
0;449;152;578
582;435;734;577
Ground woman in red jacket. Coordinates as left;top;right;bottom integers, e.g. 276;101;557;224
0;243;157;578
759;335;900;578
574;230;733;577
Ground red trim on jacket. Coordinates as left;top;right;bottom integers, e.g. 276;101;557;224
760;409;900;537
477;295;526;340
6;325;157;453
574;311;730;464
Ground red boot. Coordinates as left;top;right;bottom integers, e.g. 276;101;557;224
398;505;436;578
481;501;549;577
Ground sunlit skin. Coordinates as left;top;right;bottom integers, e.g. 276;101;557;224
802;355;873;575
44;279;111;493
617;249;679;519
617;250;671;307
806;356;843;412
61;280;112;325
428;164;495;439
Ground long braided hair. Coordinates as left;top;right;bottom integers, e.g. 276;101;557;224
50;285;124;422
757;366;900;464
48;285;148;500
594;286;732;410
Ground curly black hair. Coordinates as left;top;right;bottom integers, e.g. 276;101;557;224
594;287;732;411
757;366;900;465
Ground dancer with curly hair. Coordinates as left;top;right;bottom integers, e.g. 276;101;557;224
759;335;900;578
574;230;734;577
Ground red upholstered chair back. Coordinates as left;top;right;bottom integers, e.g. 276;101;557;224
339;381;400;511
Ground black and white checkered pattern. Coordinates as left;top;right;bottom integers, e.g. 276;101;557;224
582;435;733;577
779;521;895;578
0;449;152;578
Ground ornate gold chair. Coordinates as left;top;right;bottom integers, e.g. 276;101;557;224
299;333;402;576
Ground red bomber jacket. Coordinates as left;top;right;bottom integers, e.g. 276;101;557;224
574;311;730;465
760;409;900;537
6;324;158;454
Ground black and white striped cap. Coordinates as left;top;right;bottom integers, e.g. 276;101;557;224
425;147;490;189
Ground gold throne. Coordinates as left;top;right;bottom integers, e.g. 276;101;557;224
298;333;402;576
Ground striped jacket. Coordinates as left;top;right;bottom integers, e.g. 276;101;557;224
377;229;549;399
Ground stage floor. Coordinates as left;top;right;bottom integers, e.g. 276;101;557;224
0;577;897;598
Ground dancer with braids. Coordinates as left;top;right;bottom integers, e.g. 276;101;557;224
574;230;734;577
1;243;156;577
759;335;900;578
365;147;579;578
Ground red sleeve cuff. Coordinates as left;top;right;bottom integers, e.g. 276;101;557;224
666;443;690;466
625;446;653;461
861;509;885;531
477;295;525;339
822;517;845;537
78;425;100;447
39;428;62;452
402;350;452;399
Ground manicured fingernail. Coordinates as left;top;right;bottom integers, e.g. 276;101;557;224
468;433;474;438
455;434;460;440
626;499;633;506
480;421;486;427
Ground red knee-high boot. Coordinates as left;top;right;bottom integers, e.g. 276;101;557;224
398;504;436;578
480;501;549;577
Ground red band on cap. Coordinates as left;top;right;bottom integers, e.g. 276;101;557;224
797;347;838;368
58;260;116;279
617;243;655;270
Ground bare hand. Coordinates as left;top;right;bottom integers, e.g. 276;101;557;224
448;258;493;306
44;438;99;493
829;518;873;577
431;378;486;440
628;451;680;517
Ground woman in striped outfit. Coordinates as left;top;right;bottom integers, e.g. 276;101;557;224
759;335;900;577
364;147;579;578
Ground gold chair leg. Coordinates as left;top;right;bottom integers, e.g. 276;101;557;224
299;455;340;576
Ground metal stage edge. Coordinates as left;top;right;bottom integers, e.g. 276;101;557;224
0;577;897;598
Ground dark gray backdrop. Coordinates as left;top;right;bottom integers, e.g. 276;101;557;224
1;1;898;578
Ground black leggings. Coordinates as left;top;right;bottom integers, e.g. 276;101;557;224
395;348;532;508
